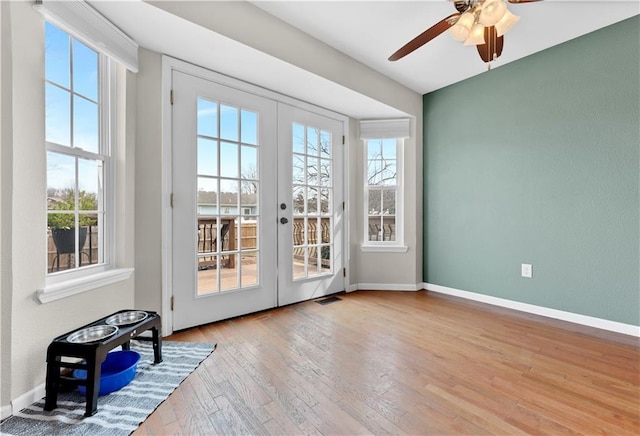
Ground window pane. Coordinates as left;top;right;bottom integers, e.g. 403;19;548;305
220;142;238;178
197;177;218;214
319;159;331;187
220;105;238;141
240;110;257;145
320;245;331;272
320;217;331;244
382;190;396;215
368;218;381;241
46;84;71;146
382;216;396;242
367;159;382;185
197;99;218;138
198;254;219;295
220;180;239;215
307;127;318;155
72;39;98;101
73;96;98;152
292;123;304;154
45;22;70;88
79;212;99;264
320;130;331;158
382;139;397;159
367;139;382;159
241;251;258;287
380;161;397;186
47;152;75;207
293;248;306;279
320;188;331;215
78;158;100;211
307;157;319;186
368;189;381;215
197;138;218;177
292;154;305;184
240;145;258;181
307;187;318;214
293;186;305;215
241;185;257;215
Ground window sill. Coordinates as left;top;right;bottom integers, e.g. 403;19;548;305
36;268;134;304
361;244;409;253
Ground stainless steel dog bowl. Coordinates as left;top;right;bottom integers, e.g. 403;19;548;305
105;311;148;326
67;325;119;343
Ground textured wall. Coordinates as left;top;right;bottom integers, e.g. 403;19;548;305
423;16;639;325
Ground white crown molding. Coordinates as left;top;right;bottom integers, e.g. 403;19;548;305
424;282;640;338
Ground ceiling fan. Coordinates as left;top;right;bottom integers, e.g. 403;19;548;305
389;0;541;64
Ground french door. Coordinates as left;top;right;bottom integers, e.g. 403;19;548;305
171;70;344;331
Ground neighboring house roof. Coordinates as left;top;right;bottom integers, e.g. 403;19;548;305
197;191;257;207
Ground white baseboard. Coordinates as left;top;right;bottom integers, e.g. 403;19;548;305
424;282;640;338
353;283;421;292
7;383;45;418
1;404;11;421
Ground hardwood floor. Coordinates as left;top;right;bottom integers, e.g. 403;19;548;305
135;291;640;435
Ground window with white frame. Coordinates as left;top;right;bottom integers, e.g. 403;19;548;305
365;138;402;243
45;21;110;275
360;119;409;249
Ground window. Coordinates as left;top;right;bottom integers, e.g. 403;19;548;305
365;138;402;244
45;22;111;275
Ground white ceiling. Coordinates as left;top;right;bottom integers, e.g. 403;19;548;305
251;0;639;94
92;1;638;118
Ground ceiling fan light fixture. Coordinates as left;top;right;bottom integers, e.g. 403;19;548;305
449;11;475;41
464;23;486;46
479;0;507;27
495;9;520;36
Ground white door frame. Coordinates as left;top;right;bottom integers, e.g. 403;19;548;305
161;56;350;335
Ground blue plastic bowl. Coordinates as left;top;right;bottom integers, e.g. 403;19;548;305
73;350;140;396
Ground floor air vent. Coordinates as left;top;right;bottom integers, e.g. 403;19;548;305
316;296;342;305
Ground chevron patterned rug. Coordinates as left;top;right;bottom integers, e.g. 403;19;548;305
0;340;216;435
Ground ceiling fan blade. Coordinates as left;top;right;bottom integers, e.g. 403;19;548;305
476;26;504;63
388;13;460;61
507;0;542;3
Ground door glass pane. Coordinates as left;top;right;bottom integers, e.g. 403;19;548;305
196;98;261;294
241;251;258;287
293;248;306;279
241;110;257;145
220;105;239;141
197;99;218;138
198;138;218;176
291;123;333;280
221;254;239;291
292;123;305;154
220;142;238;178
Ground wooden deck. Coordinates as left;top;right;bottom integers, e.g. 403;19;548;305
135;290;639;435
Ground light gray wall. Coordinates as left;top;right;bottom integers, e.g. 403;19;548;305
0;0;12;411
424;16;640;325
134;48;163;313
1;0;135;407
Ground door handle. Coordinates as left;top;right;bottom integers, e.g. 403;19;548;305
280;217;289;224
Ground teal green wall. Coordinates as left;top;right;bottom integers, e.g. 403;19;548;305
423;16;639;326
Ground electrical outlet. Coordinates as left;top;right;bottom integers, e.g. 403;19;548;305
521;263;532;278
